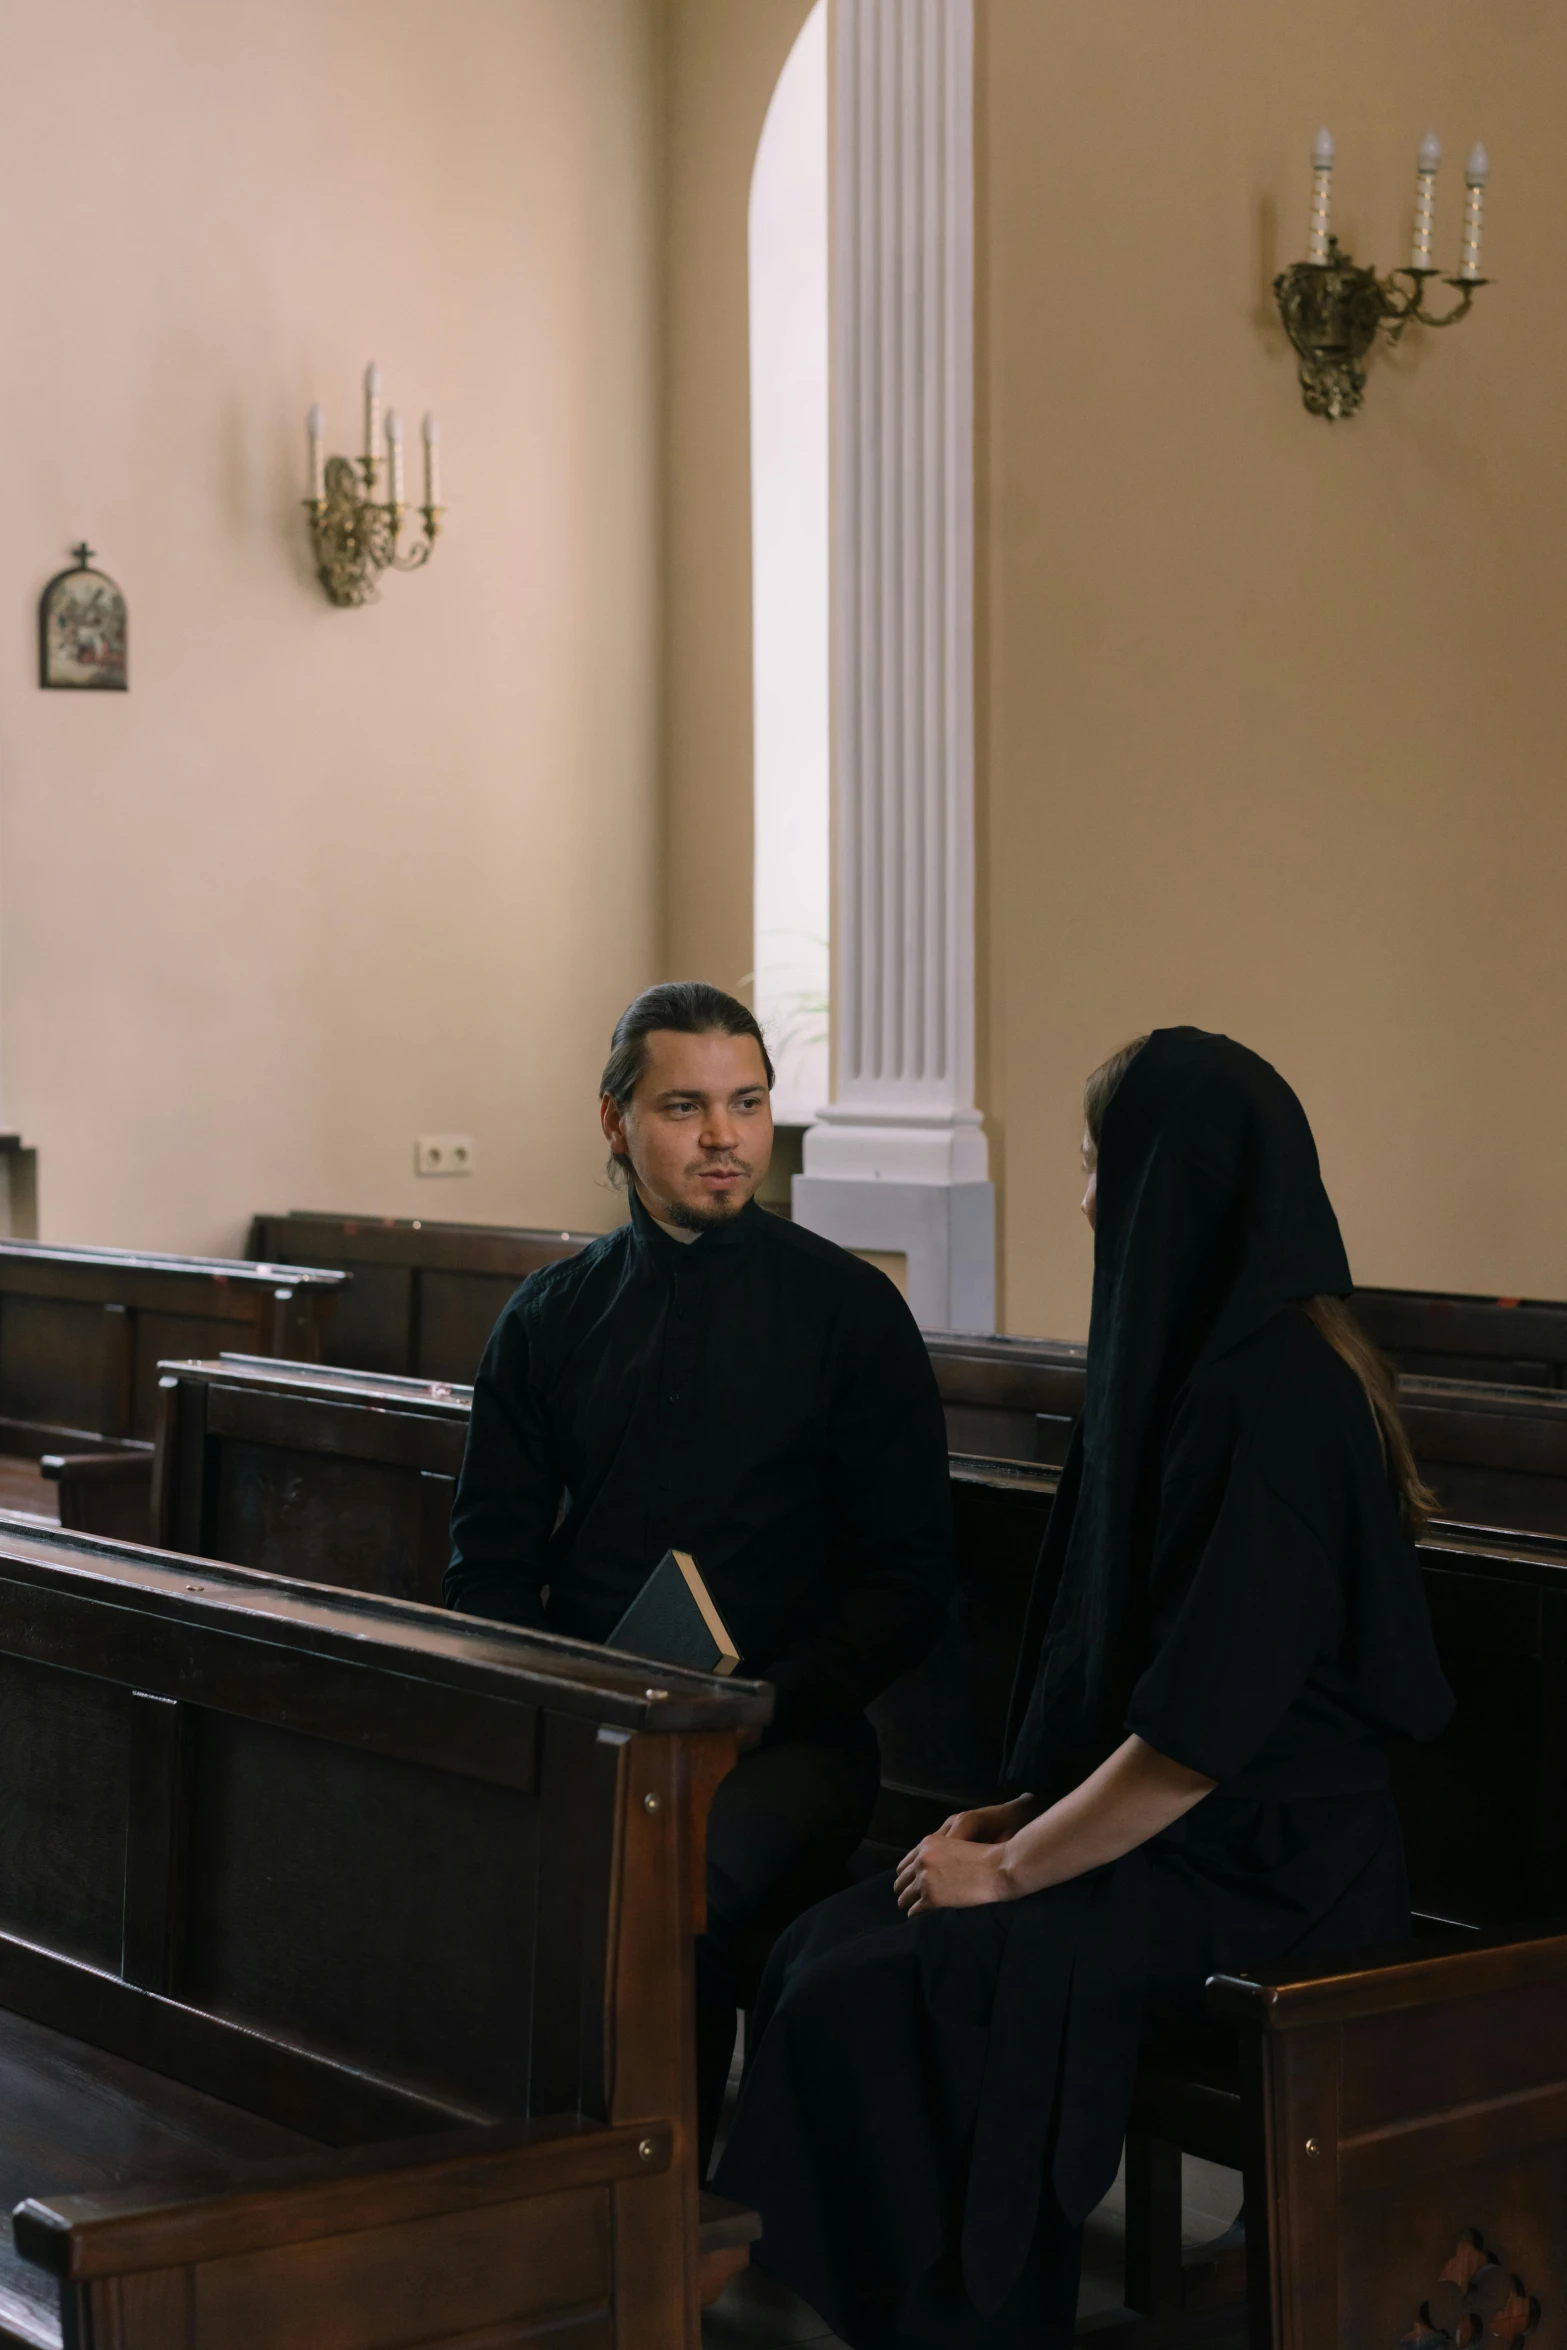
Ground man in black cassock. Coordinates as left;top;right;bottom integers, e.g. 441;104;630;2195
445;979;955;2164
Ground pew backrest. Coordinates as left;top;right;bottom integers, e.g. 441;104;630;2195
0;1242;346;1458
248;1211;595;1382
1351;1282;1567;1387
924;1332;1086;1464
0;1515;764;2133
1401;1374;1567;1536
0;1515;765;2347
928;1332;1567;1536
153;1354;472;1603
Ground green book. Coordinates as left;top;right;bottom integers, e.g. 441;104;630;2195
606;1549;741;1677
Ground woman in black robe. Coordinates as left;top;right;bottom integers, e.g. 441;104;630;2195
716;1027;1454;2349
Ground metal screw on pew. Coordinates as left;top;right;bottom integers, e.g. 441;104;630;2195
638;2139;658;2162
644;1793;662;1813
1305;2139;1321;2156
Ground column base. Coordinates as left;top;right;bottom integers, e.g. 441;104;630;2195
791;1174;995;1334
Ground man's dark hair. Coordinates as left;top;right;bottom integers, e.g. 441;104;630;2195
601;979;774;1124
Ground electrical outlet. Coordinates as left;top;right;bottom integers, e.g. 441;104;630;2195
415;1134;476;1178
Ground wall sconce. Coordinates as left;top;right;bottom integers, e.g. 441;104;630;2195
1273;129;1491;420
303;365;443;606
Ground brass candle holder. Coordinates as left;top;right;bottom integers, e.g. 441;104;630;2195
1274;238;1487;421
303;370;443;607
1274;133;1491;421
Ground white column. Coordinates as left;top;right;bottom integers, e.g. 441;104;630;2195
792;0;994;1333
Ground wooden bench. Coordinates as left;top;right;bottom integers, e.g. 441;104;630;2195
0;1241;346;1540
1397;1375;1567;1537
1351;1282;1567;1388
926;1288;1567;1403
878;1459;1567;1928
94;1358;1567;2340
0;1513;768;2347
871;1464;1567;2340
1095;1922;1567;2347
150;1355;469;1602
928;1335;1567;1537
126;1360;1567;1928
247;1211;595;1383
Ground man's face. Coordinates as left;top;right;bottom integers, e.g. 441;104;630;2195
601;1028;774;1230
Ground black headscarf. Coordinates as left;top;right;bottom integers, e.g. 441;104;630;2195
1003;1027;1354;1795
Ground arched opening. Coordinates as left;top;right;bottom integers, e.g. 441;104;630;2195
749;1;829;1127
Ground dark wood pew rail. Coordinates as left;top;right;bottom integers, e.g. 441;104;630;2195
1351;1282;1567;1387
248;1210;595;1384
0;1239;349;1544
927;1332;1567;1539
0;1515;769;2349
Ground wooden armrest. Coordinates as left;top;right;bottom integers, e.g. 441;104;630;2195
698;2190;761;2252
14;2115;671;2282
1207;1917;1567;2032
39;1451;152;1486
698;2189;761;2308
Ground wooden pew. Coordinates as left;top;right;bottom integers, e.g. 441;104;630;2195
1397;1375;1567;1537
134;1359;1567;1930
926;1332;1086;1465
1350;1282;1567;1387
1101;1923;1567;2348
0;1513;768;2349
125;1358;1567;2338
247;1211;595;1382
151;1356;468;1602
0;1240;346;1538
928;1334;1567;1537
876;1460;1567;1932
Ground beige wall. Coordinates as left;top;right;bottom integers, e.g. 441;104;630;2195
661;0;815;1002
982;0;1567;1335
9;0;1560;1321
660;0;1567;1336
0;0;662;1252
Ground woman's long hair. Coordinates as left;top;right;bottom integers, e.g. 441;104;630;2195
1083;1036;1436;1533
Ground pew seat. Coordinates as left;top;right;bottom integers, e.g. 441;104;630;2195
0;1515;769;2348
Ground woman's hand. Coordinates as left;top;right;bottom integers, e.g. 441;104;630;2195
930;1794;1039;1847
894;1832;1016;1914
892;1740;1216;1918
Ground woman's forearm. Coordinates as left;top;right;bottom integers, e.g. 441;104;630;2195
996;1735;1215;1898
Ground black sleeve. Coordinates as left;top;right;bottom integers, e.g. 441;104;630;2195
444;1301;560;1627
763;1276;956;1734
1123;1465;1342;1782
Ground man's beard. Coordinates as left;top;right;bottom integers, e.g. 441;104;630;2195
662;1166;751;1229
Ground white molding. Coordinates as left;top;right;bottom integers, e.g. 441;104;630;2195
795;0;992;1328
793;1175;995;1334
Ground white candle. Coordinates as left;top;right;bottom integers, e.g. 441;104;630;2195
1307;125;1334;264
307;403;325;501
422;411;440;508
363;361;382;470
1459;143;1488;279
1410;130;1441;270
386;408;405;506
